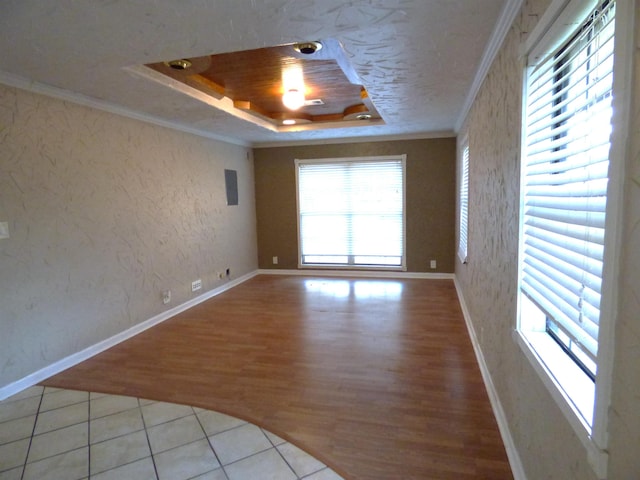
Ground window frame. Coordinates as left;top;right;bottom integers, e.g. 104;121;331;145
295;155;407;271
516;0;632;477
520;0;615;389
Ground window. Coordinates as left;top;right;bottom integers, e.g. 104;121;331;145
458;143;469;263
296;155;406;269
518;0;616;432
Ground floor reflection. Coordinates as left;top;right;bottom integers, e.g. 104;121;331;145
300;278;406;394
303;278;403;300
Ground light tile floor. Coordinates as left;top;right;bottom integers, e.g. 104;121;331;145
0;386;344;480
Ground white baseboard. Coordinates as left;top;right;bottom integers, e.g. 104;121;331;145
453;277;527;480
0;270;258;400
257;268;455;280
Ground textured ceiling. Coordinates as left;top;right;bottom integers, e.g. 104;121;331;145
0;0;507;146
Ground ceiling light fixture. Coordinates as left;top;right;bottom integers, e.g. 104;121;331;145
281;64;306;111
282;88;305;110
293;41;323;55
164;59;192;70
282;119;296;125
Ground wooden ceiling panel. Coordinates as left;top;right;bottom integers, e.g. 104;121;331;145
146;40;381;129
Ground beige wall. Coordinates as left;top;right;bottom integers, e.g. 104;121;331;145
606;1;640;476
253;138;456;273
0;84;258;388
456;0;640;478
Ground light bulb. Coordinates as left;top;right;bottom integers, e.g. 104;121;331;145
282;89;305;110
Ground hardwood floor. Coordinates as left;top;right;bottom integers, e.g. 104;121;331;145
43;275;513;480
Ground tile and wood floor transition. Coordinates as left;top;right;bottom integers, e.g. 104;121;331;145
4;275;513;479
0;386;342;479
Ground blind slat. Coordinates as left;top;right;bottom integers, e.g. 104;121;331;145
522;276;599;357
525;161;610;187
525;177;608;198
523;242;603;291
522;263;601;333
524;216;605;245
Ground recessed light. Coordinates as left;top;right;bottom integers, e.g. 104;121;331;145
282;119;296;125
164;59;192;70
356;113;372;120
293;41;323;55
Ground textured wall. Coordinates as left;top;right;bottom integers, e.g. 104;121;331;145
253;138;456;273
0;84;258;388
607;1;640;476
456;0;640;479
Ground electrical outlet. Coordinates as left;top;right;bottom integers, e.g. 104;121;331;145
191;279;202;292
272;256;278;265
430;260;437;269
0;222;9;240
162;290;171;304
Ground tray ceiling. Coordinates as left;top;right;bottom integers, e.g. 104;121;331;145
142;39;383;131
0;0;509;146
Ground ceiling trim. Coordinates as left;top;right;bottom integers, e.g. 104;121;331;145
251;130;456;149
0;70;251;148
0;68;454;150
126;63;385;134
454;0;525;133
125;65;279;133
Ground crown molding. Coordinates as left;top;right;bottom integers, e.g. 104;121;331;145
0;69;455;150
251;130;456;149
455;0;524;132
0;70;250;148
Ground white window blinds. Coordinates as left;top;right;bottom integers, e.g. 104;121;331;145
458;144;469;263
297;157;405;268
521;0;615;367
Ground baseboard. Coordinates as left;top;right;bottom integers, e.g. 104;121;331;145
0;270;258;400
257;268;455;280
453;277;527;480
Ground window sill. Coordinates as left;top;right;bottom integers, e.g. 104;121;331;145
517;330;594;427
514;330;608;478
